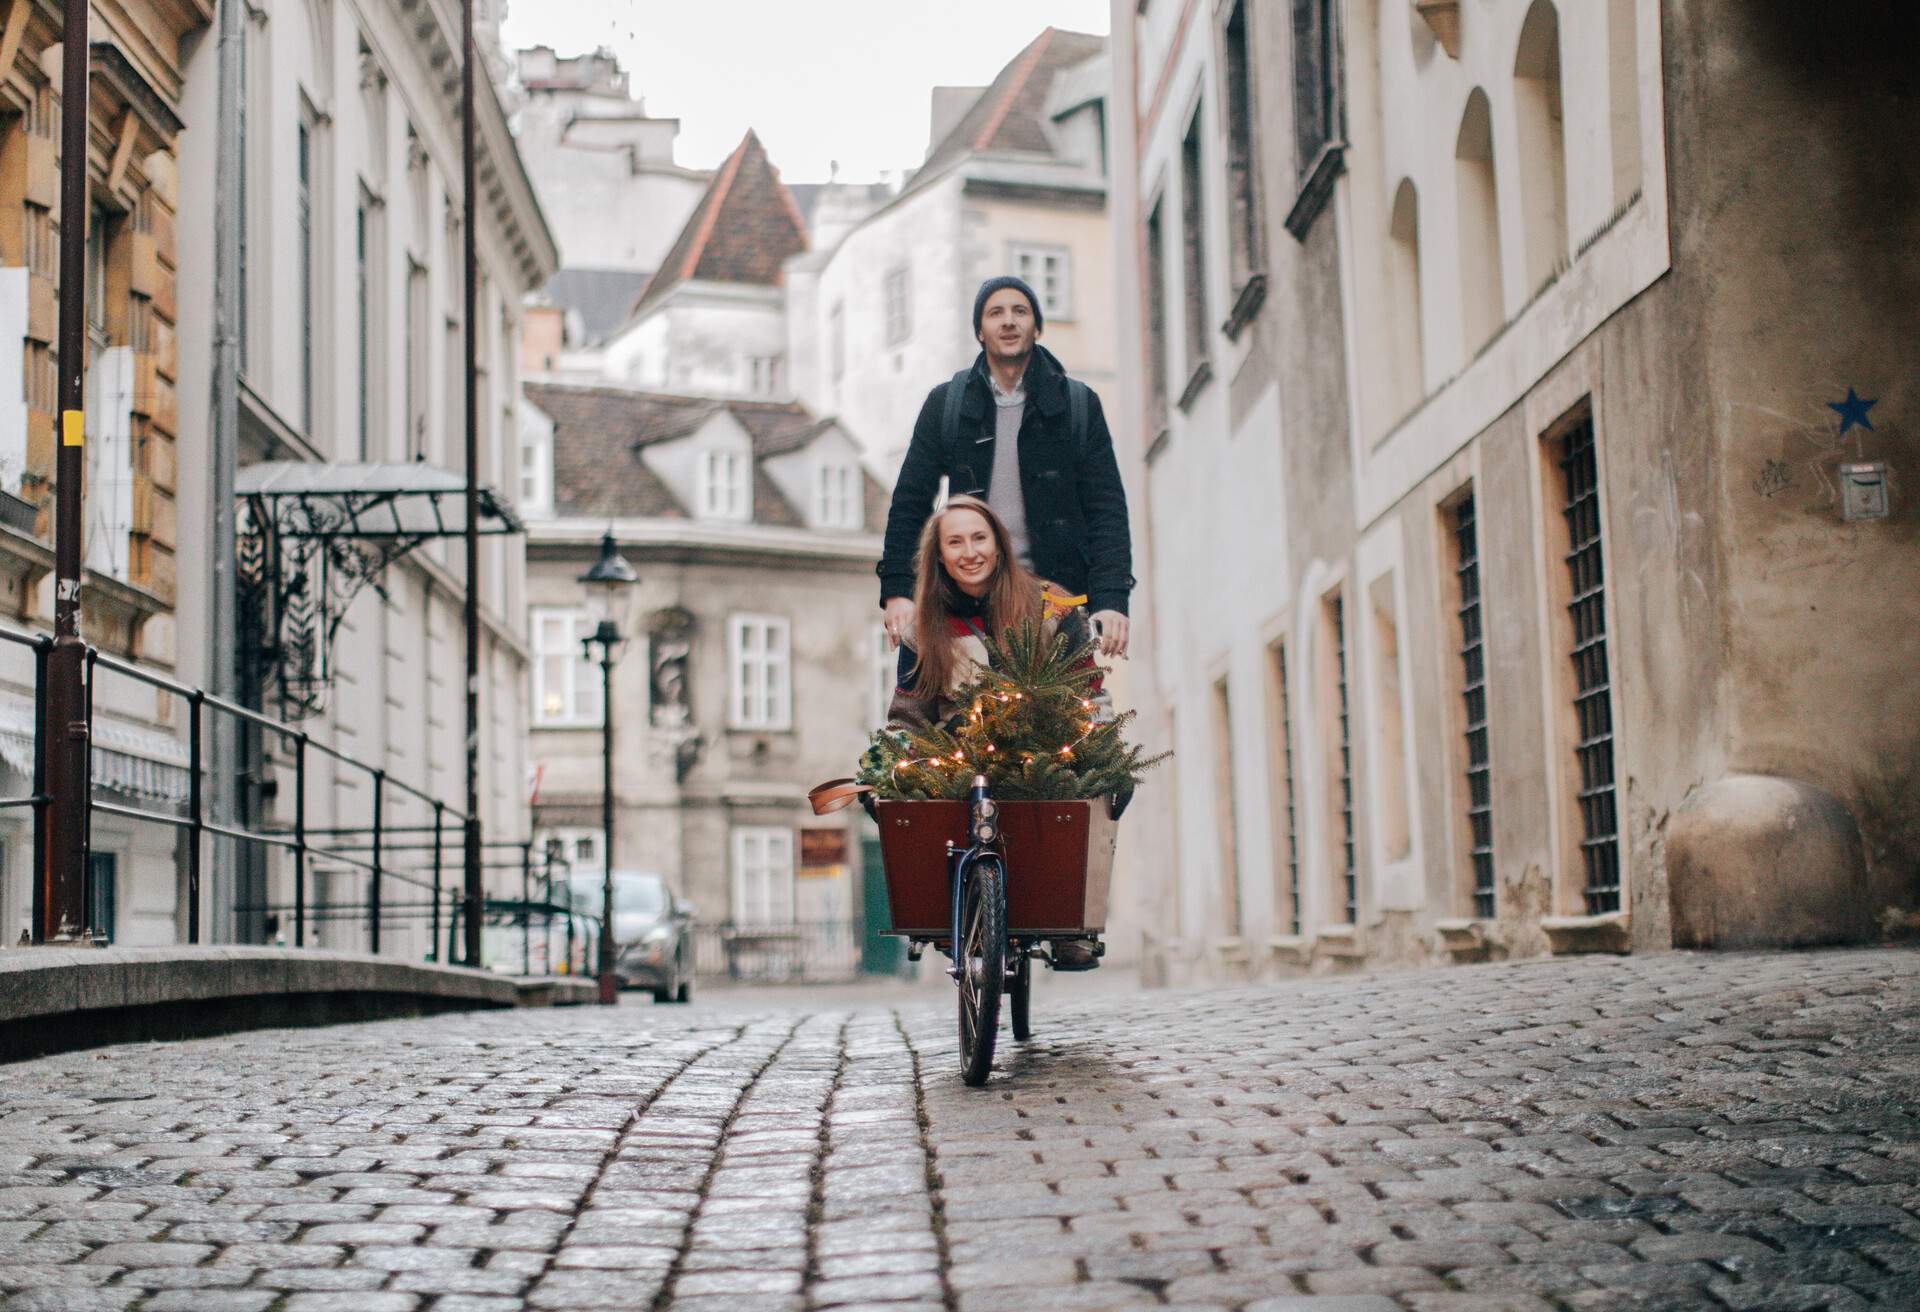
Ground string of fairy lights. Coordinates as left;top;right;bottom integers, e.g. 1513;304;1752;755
888;691;1104;785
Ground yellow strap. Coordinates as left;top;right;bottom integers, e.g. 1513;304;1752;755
1041;586;1087;618
60;410;82;447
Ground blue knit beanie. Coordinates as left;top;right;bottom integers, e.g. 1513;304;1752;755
972;275;1043;337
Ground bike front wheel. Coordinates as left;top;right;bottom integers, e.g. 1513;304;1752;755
957;856;1006;1086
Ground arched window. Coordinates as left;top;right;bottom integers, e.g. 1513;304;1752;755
1387;179;1424;416
1513;0;1567;292
1454;88;1505;353
1607;0;1643;206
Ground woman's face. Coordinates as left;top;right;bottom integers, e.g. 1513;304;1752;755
938;507;999;597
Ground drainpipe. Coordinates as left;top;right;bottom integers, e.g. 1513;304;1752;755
208;0;243;941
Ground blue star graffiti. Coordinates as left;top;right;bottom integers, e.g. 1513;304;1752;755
1827;387;1877;435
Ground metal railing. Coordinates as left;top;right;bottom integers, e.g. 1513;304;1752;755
690;920;862;983
0;618;549;967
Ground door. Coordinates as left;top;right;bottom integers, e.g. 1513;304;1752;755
858;834;905;975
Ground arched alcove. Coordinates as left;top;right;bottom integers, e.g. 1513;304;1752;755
1607;0;1643;206
1387;178;1425;416
1454;88;1505;354
1513;0;1568;292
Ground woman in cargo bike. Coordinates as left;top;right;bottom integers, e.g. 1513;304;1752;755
886;493;1109;969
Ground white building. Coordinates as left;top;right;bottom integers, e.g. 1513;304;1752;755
786;27;1117;476
166;0;558;952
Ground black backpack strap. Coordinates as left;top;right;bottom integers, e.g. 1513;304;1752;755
940;367;972;462
1067;377;1090;456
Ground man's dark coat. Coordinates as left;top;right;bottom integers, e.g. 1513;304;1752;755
876;345;1135;616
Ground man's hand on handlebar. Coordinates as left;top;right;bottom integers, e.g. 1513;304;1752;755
1091;610;1129;659
883;596;915;649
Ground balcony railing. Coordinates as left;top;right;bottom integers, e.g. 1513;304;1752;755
0;618;542;966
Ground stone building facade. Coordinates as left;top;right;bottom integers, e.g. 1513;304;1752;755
0;0;558;952
0;0;203;945
521;382;887;953
1109;0;1918;985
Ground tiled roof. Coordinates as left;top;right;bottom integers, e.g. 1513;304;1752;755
526;383;880;527
910;28;1105;197
631;130;808;318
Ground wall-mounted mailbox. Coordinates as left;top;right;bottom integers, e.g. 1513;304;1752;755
1839;461;1889;522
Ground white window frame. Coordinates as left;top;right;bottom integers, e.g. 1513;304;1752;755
883;266;911;345
531;608;603;727
870;622;894;730
728;614;792;730
1010;243;1072;320
698;446;750;521
731;826;795;926
519;423;552;516
538;826;603;877
814;462;860;530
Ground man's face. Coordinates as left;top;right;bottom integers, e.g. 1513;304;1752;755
977;288;1037;363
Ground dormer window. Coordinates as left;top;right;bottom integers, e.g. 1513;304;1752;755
699;448;750;521
815;463;860;530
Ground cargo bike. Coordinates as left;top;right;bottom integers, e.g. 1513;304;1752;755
814;774;1125;1086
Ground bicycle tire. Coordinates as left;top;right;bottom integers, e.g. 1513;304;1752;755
1009;949;1032;1042
957;856;1006;1086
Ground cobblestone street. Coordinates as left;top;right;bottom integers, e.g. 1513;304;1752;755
1;948;1916;1311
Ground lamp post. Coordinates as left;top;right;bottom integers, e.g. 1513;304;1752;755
579;531;637;1006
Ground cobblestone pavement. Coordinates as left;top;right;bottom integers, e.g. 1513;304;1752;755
1;947;1916;1311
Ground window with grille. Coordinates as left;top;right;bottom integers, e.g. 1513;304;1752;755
729;615;792;730
1556;416;1619;913
1180;105;1211;379
1144;198;1169;423
1328;592;1356;923
1451;493;1495;918
1222;1;1264;291
1269;642;1301;936
1290;0;1337;177
1210;676;1242;936
699;448;749;521
1010;245;1072;320
732;827;795;926
531;609;603;727
883;267;911;345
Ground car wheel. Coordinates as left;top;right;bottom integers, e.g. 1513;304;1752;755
675;978;692;1004
650;985;671;1004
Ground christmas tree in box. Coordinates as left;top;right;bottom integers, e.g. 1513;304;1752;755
856;621;1169;803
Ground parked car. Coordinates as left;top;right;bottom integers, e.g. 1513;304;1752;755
569;870;695;1003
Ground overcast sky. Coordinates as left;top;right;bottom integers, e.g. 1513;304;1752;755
499;0;1112;184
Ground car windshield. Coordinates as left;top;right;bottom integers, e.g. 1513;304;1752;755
567;873;669;917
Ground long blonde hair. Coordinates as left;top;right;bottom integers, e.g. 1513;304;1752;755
907;495;1042;697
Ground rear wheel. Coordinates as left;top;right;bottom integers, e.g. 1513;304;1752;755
1009;949;1032;1042
957;857;1006;1087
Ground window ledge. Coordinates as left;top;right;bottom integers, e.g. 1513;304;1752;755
1221;273;1268;341
1434;916;1493;961
1144;422;1173;466
1175;359;1214;413
1541;912;1631;956
1284;141;1346;242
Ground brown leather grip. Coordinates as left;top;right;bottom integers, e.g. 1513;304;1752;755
808;777;874;816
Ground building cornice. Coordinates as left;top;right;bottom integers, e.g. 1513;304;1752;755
394;0;560;295
526;517;881;567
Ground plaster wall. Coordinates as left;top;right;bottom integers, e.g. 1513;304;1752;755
513;98;706;272
605;288;788;399
796;176;969;475
525;535;882;932
963;196;1118;395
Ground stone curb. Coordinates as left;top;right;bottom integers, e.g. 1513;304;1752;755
0;946;596;1058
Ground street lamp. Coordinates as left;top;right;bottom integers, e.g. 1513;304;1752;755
579;530;638;1005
